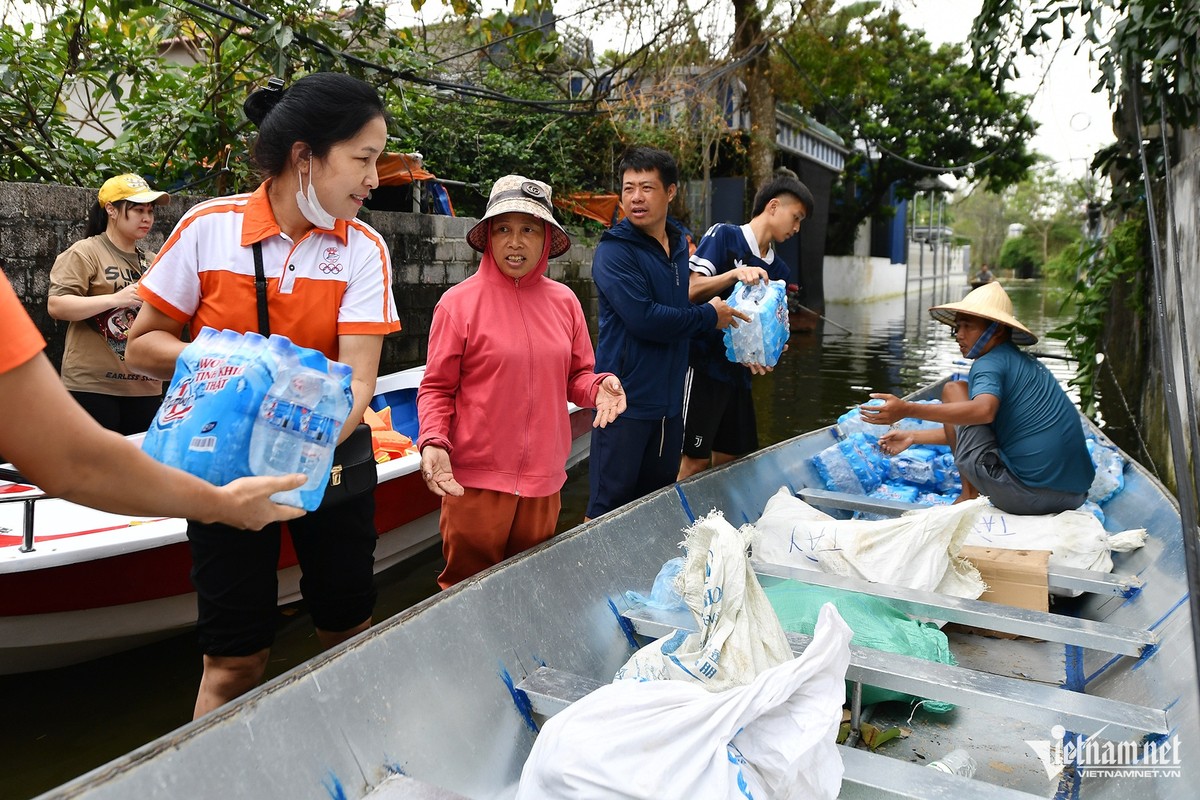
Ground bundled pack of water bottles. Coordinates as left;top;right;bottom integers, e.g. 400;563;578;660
723;279;789;367
142;327;354;510
811;398;1131;517
811;400;962;509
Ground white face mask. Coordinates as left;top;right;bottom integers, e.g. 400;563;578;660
295;156;336;229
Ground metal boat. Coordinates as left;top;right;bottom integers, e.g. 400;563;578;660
35;380;1200;798
0;366;594;676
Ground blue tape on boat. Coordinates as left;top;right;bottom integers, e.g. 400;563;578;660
1083;653;1121;687
676;484;696;523
383;762;406;776
1052;758;1082;800
608;597;640;648
1120;582;1143;600
322;771;349;800
1063;644;1086;692
1132;641;1160;669
1148;593;1189;631
500;666;539;733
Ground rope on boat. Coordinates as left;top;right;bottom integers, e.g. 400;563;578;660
1098;353;1162;481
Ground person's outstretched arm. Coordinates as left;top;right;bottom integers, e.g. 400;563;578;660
0;349;305;530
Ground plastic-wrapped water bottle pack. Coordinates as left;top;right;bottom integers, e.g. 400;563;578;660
812;401;1130;515
143;327;354;510
814;401;963;509
722;279;789;367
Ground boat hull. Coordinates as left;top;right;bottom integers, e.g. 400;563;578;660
34;385;1200;798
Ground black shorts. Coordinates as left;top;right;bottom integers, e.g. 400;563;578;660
586;414;684;519
188;493;378;657
681;369;758;459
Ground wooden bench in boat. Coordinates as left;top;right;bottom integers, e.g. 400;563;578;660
621;603;1168;741
515;666;1044;800
795;488;1145;599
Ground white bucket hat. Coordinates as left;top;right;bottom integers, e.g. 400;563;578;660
467;175;571;258
929;282;1038;346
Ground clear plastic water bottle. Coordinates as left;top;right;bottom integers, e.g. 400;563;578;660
250;343;327;506
927;748;976;777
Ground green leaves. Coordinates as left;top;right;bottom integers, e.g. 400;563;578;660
1048;212;1145;416
776;1;1036;254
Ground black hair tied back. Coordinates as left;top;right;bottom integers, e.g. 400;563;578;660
243;77;287;128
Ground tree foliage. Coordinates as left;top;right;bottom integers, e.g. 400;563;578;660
773;0;1037;254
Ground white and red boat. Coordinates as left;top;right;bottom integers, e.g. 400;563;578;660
0;366;595;675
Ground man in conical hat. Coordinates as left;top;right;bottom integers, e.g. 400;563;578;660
860;282;1095;515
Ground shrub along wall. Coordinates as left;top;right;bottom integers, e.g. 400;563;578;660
0;182;600;376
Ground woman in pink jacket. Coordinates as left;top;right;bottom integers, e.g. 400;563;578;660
417;175;627;588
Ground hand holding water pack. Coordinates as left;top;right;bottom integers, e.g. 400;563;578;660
723;279;789;367
143;328;354;510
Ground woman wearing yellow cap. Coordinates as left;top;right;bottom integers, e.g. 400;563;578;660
46;174;170;433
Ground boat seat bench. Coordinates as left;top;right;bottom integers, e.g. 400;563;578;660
515;666;1043;799
750;560;1156;657
795;488;1143;599
621;605;1168;740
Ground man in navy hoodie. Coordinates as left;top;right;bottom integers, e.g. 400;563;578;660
586;146;746;519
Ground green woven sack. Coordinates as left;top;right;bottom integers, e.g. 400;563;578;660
763;578;956;712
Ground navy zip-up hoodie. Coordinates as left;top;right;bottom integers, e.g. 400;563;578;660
592;218;718;419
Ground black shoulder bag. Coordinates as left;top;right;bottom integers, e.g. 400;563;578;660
253;242;377;508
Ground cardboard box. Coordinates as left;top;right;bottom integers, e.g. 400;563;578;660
948;546;1052;639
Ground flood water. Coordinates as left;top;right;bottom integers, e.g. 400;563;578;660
1;278;1081;799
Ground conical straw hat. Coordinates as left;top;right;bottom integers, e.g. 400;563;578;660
929;282;1037;346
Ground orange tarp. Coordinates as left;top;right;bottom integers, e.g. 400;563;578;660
555;192;625;227
377;153;437;186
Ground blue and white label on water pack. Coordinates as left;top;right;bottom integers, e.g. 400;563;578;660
142;327;354;510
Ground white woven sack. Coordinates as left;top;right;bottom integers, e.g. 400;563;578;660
963;506;1146;595
515;603;853;800
752;488;987;599
616;510;793;690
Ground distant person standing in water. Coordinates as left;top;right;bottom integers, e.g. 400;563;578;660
47;174;169;434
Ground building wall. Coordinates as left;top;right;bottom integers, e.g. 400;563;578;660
0;182;599;377
822;255;906;303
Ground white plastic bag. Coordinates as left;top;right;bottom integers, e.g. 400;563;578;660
963;506;1146;595
515;604;853;800
751;488;987;599
616;511;793;690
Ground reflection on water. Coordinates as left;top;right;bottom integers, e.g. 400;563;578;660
0;279;1078;799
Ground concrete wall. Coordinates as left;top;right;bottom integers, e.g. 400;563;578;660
0;182;599;376
822;255;906;303
1154;127;1200;493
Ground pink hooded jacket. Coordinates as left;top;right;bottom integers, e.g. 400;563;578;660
416;228;611;497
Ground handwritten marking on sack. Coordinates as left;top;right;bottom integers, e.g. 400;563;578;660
789;525;842;557
972;514;1012;542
